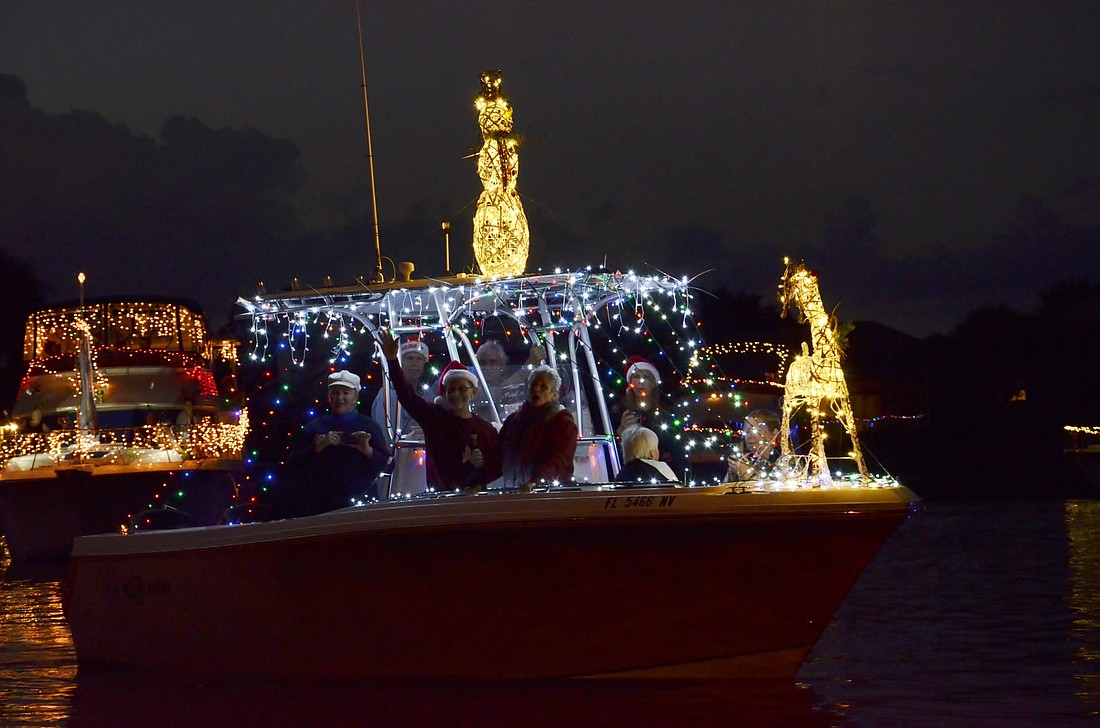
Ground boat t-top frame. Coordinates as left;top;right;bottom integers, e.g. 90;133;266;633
239;270;693;464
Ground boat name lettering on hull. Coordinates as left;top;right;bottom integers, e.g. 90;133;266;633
103;576;171;605
603;495;676;510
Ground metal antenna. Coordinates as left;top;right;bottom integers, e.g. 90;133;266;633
356;0;385;283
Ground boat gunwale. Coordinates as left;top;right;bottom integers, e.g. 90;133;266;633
70;483;919;557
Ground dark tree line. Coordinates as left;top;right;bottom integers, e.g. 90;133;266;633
0;251;46;414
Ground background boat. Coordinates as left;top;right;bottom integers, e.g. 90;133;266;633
0;298;249;562
1065;425;1100;495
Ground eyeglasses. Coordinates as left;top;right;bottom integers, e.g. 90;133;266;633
446;385;475;394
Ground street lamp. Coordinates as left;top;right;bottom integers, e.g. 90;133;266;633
442;221;452;275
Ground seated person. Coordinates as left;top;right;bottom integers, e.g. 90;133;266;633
371;338;429;446
499;365;578;491
380;332;500;493
614;425;680;484
726;408;782;482
284;370;390;516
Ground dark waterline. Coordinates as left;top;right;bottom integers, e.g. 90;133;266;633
2;499;1098;726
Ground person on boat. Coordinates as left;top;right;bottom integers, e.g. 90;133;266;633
284;369;390;516
23;404;49;434
726;408;782;482
613;356;682;477
471;338;545;423
614;425;680;484
498;365;578;491
371;339;429;446
380;332;500;493
614;356;662;435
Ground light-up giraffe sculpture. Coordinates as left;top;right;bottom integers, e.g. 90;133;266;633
472;69;529;278
777;258;870;484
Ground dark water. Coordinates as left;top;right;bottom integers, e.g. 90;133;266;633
2;500;1098;727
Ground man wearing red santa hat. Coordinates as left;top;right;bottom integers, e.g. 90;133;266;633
379;332;499;493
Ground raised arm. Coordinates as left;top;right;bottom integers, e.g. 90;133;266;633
379;331;435;424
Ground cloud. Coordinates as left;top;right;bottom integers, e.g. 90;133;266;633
0;74;313;327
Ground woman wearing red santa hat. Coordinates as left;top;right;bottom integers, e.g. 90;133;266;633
379;332;500;492
613;355;682;481
616;356;662;433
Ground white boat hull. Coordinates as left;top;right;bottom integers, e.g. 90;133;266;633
64;484;918;679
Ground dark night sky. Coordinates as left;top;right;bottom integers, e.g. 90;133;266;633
2;1;1098;336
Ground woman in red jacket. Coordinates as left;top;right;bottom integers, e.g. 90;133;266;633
498;365;578;491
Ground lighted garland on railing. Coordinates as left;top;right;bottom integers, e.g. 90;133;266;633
0;416;249;464
244;269;695;363
71;318;109;403
24;348;209;377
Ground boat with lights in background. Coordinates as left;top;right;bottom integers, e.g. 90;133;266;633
0;296;249;563
1065;424;1100;492
63;70;918;680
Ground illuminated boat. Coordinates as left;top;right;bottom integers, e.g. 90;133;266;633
64;70;916;678
64;271;919;679
1065;424;1100;491
0;298;249;563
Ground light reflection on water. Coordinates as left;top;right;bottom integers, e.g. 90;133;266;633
1066;500;1100;716
802;499;1098;725
0;541;76;727
3;501;1100;726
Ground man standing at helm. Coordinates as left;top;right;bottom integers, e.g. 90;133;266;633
284;370;390;516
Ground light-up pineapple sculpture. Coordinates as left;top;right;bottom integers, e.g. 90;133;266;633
777;259;870;484
472;69;529;278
